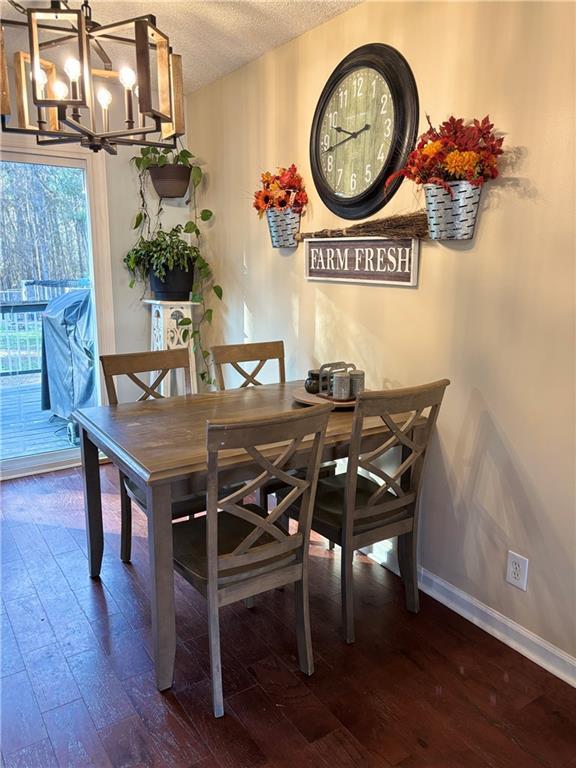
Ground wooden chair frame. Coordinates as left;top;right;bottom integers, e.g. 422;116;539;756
301;380;449;643
211;341;285;390
174;403;331;717
100;348;192;406
99;349;194;562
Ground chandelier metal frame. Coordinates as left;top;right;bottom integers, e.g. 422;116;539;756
0;0;185;154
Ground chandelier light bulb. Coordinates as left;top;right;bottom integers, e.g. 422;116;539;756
32;67;48;89
53;80;69;100
97;88;112;109
119;66;136;90
64;57;81;83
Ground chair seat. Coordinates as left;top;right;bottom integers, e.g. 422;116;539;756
304;473;414;536
124;476;206;519
172;504;292;585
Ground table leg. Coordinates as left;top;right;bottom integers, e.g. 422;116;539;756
146;483;176;691
80;427;103;578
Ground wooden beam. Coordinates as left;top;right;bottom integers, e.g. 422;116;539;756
0;28;10;116
162;53;185;139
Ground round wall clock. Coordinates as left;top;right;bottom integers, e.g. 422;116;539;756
310;43;419;220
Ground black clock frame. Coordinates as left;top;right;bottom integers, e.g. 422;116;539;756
310;43;419;220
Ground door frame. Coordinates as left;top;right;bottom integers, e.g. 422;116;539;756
0;133;115;479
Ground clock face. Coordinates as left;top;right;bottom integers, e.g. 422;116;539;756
310;44;419;220
318;67;395;199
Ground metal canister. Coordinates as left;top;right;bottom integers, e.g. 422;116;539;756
350;370;365;398
332;372;351;401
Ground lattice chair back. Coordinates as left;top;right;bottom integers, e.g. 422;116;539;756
205;403;332;597
100;349;192;405
211;341;285;390
345;380;450;525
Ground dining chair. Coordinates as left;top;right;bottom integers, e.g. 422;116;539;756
100;348;203;562
171;403;332;717
211;340;285;390
210;340;336;516
282;379;450;643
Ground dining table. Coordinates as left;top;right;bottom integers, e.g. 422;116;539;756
74;380;411;691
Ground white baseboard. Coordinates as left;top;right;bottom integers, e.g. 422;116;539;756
366;551;576;687
417;566;576;687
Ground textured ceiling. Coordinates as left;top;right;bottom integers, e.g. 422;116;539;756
2;1;361;93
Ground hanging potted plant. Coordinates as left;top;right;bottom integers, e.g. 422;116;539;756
387;115;504;240
253;164;308;248
132;145;194;198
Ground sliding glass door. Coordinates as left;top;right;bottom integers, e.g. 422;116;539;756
0;151;99;474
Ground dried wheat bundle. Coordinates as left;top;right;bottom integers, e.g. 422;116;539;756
296;211;428;241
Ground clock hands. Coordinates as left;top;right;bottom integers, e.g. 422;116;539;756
323;123;371;153
334;126;355;136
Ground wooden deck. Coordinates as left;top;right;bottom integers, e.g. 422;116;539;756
0;375;71;461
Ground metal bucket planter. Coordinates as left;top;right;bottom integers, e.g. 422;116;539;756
266;208;301;248
423;181;482;240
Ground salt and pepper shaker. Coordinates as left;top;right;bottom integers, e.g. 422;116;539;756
332;372;351;401
350;370;365;398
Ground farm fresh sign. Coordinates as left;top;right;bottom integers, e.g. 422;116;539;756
305;237;419;286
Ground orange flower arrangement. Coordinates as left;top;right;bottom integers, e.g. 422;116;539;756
253;164;308;217
387;115;504;193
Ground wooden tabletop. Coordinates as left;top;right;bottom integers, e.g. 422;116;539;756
74;381;396;486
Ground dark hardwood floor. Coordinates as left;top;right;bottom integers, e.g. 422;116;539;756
1;466;575;768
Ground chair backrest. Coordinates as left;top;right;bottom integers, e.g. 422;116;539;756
100;349;192;405
345;380;450;525
210;341;286;390
205;403;332;600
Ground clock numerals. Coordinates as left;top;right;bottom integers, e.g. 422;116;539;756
318;66;395;198
353;76;363;98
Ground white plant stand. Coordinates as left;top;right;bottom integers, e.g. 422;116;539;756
142;299;201;396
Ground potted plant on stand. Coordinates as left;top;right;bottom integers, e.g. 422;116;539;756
387;115;504;240
124;157;222;385
253;164;308;248
124;223;197;300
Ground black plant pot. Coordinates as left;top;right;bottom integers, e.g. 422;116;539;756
149;164;191;198
150;265;194;300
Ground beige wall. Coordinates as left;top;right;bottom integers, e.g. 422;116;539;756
186;1;576;655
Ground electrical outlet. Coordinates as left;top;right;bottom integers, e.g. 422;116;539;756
506;551;529;591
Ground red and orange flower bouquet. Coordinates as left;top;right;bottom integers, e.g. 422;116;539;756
253;164;308;248
253;164;308;217
388;115;503;192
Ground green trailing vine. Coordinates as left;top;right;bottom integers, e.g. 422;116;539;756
124;146;222;386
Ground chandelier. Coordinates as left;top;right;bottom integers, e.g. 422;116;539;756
0;0;185;154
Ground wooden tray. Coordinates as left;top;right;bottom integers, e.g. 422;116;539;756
292;387;358;410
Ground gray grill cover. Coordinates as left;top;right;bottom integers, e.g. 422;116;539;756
41;289;97;418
